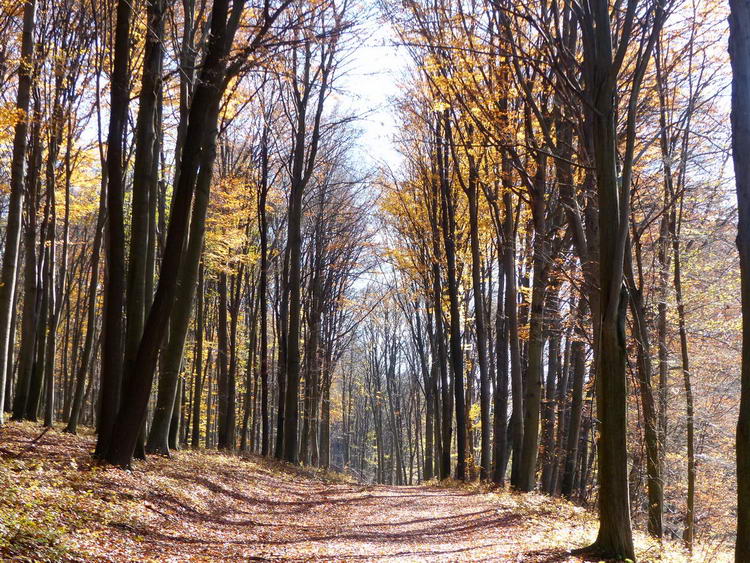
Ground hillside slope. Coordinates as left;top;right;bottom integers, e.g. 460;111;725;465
0;422;723;561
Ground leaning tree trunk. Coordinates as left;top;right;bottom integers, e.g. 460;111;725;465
147;135;214;456
105;0;239;467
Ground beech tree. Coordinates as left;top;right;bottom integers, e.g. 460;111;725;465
730;1;750;559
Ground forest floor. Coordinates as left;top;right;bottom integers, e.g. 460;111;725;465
0;422;727;562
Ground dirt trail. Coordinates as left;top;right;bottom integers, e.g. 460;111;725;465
1;423;597;562
95;452;591;562
212;481;580;562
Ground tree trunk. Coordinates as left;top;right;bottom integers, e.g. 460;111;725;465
65;181;106;434
465;145;491;480
0;0;35;423
105;0;240;467
217;271;231;449
626;253;663;537
439;112;466;481
258;124;270;456
492;232;508;484
671;213;695;549
729;3;750;558
581;0;634;556
518;176;547;493
95;0;132;457
561;298;586;499
128;0;165;453
504;191;524;488
191;265;205;448
146;116;214;455
540;297;560;494
11;101;42;422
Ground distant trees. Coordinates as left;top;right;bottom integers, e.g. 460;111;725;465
379;0;734;555
279;0;349;462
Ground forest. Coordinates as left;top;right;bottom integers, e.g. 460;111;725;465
0;0;749;560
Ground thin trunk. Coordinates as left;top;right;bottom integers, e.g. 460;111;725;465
672;214;695;549
465;144;490;480
191;265;205;448
439;112;466;481
66;183;106;433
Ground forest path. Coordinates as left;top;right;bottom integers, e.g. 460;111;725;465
1;423;597;561
202;478;587;562
101;450;595;562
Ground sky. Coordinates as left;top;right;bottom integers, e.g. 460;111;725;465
336;8;408;173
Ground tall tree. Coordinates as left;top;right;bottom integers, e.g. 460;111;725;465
106;0;292;467
729;2;750;559
281;5;342;462
576;0;664;557
95;0;132;457
0;0;36;423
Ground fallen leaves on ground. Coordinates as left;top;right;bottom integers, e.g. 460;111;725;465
0;422;729;561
